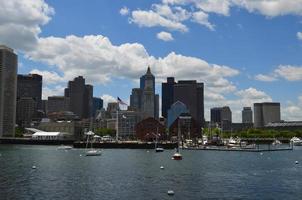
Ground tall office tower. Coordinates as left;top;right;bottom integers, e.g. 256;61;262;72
242;107;253;124
141;67;155;119
140;66;155;94
16;74;42;127
210;107;222;124
92;97;103;118
47;96;70;114
0;45;17;137
254;102;280;128
173;80;204;130
130;88;142;111
162;77;175;118
64;76;93;119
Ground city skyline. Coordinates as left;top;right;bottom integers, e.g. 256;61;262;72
0;0;302;122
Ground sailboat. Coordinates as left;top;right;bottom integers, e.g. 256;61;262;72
154;128;164;152
85;131;101;156
172;119;182;160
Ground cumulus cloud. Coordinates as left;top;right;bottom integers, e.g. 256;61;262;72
297;32;302;40
157;31;174;41
255;65;302;82
120;6;129;16
274;65;302;81
30;69;64;84
192;11;215;30
282;95;302;120
101;94;116;109
126;0;302;35
255;74;277;82
0;0;54;51
42;85;65;100
130;10;188;32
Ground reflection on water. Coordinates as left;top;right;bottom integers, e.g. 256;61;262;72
0;145;302;199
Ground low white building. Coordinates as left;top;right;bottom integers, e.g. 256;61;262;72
32;132;70;140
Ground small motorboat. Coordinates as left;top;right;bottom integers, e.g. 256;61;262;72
86;149;102;156
57;145;73;150
155;147;164;152
172;152;182;160
290;137;302;146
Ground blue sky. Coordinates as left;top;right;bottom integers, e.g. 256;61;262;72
1;0;302;122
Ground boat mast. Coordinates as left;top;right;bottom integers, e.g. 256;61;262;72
116;103;119;141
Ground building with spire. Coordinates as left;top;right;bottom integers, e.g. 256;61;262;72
130;66;159;119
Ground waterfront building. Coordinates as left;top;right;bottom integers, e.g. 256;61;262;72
135;117;165;141
254;102;281;128
64;76;93;119
210;106;232;131
173;80;204;130
162;77;175;118
38;121;83;139
169;113;199;139
117;110;140;138
92;97;103;118
167;101;189;128
264;121;302;131
0;45;17;137
242;107;253;124
47;96;70;114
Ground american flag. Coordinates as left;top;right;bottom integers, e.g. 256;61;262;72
117;97;127;105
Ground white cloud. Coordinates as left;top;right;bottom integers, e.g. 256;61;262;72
152;4;191;21
101;94;116;109
157;31;174;41
297;32;302;40
282;96;302;120
30;69;64;84
42;85;65;100
255;74;277;82
274;65;302;81
0;0;54;51
130;10;188;32
120;6;129;16
192;11;215;30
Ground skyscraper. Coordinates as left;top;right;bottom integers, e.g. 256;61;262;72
254;102;280;128
16;74;42;127
64;76;93;119
0;45;17;137
162;77;175;118
173;80;204;130
242;107;253;124
130;67;159;119
92;97;103;118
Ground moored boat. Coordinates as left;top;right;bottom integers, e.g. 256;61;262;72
290;137;302;146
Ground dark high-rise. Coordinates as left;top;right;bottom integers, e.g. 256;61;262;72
64;76;93;119
92;97;103;118
210;106;232;131
0;45;17;137
16;74;42;127
162;77;175;118
173;80;204;130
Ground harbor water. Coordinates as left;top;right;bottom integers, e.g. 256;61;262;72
0;145;302;199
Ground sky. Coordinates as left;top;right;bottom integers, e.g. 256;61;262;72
1;0;302;122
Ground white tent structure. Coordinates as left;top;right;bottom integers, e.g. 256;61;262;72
32;132;68;140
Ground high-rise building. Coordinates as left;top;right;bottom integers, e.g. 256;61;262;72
254;102;280;128
129;67;159;119
16;74;42;127
130;88;142;111
92;97;103;118
64;76;93;119
162;77;175;118
242;107;253;124
167;101;189;128
0;45;17;137
173;80;204;130
47;96;70;114
210;106;232;131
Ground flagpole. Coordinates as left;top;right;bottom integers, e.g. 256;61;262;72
116;102;119;141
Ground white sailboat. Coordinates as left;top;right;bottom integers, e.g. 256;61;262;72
85;131;101;156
